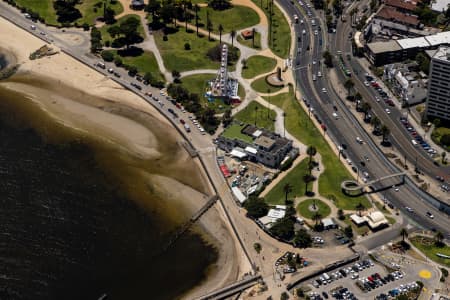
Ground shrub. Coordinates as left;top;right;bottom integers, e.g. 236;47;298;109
114;56;122;67
184;42;191;50
101;50;114;62
163;35;168;41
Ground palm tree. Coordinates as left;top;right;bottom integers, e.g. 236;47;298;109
230;29;236;47
371;116;381;131
312;212;322;225
344;79;354;97
355;202;366;217
254;105;258;125
252;28;256;48
194;4;200;36
206;11;213;41
183;0;188;31
380;125;390;144
306;146;317;174
283;183;293;204
303;174;313;194
400;228;408;241
362;102;371;119
435;231;444;244
218;24;224;44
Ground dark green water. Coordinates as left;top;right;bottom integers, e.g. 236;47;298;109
0;85;217;299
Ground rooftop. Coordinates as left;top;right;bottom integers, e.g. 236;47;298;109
367;40;402;53
425;31;450;46
376;6;419;26
432;46;450;62
431;0;450;12
254;135;275;149
397;36;429;49
222;123;253;143
384;0;417;11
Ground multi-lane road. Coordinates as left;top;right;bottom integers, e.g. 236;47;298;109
278;0;450;237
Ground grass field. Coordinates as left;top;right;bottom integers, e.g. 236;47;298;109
297;199;331;219
76;0;124;25
267;87;370;209
237;31;262;49
431;126;450;151
194;5;260;34
15;0;59;25
100;14;144;44
250;0;291;58
222;123;253;143
154;26;239;72
251;76;284;93
113;50;164;82
242;55;277;79
411;236;450;267
264;158;311;205
15;0;123;26
234;101;276;131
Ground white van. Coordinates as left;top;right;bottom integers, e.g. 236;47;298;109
312;74;317;81
411;139;418;146
311;19;316;26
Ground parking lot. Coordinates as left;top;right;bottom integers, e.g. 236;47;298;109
306;257;437;300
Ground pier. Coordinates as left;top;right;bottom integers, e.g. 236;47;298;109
196;275;262;300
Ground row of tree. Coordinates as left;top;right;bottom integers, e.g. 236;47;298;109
167;83;220;133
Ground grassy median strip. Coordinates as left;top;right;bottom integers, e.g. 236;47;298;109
266;87;370;209
250;0;291;58
234;101;276;131
242;55;277;79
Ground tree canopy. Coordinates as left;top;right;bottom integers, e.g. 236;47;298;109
243;196;269;218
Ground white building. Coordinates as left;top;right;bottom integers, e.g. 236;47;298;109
431;0;450;12
384;63;428;106
425;46;450;122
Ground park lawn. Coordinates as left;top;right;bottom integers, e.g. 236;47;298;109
251;76;284;93
194;5;260;34
100;14;144;44
113;50;164;82
264;158;310;205
250;0;291;58
267;87;370;210
297;199;331;219
15;0;59;25
76;0;124;25
234;101;276;131
411;236;450;267
237;31;262;49
242;55;277;79
154;27;239;72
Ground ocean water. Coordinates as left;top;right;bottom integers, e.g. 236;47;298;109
0;85;217;300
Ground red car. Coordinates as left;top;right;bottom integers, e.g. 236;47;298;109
180;119;185;124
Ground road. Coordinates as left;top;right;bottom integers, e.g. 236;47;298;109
277;0;450;237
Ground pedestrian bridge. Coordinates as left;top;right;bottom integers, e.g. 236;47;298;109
341;172;407;196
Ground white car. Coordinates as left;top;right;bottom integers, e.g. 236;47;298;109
375;96;380;102
30;25;36;30
314;30;318;35
392;185;399;192
385;108;391;114
300;19;304;24
302;29;306;35
317;71;322;77
321;88;327;93
332;112;339;119
405;206;414;213
364;81;370;86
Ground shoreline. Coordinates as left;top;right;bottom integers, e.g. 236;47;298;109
0;16;240;298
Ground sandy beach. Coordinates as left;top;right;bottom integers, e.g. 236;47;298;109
0;16;240;298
